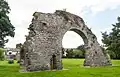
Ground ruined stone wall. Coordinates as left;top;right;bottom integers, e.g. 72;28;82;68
20;10;111;72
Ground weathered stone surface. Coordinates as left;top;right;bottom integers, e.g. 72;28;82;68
20;10;112;72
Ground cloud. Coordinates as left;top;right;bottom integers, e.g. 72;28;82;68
89;0;120;15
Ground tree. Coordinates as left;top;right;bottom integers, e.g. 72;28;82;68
64;48;85;58
16;43;22;49
102;17;120;59
66;49;74;58
77;45;85;58
0;0;15;48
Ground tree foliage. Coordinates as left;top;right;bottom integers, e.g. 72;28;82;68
64;48;85;58
0;0;15;48
102;17;120;59
16;43;22;49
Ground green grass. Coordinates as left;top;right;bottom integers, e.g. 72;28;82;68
0;59;120;77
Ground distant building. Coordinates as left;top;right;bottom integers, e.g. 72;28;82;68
4;48;20;61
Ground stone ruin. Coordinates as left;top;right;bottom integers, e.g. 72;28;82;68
20;10;112;72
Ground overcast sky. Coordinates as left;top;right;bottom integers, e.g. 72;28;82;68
5;0;120;48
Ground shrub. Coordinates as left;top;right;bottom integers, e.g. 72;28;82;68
17;60;20;63
8;60;14;64
0;48;5;60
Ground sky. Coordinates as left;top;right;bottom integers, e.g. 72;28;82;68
5;0;120;48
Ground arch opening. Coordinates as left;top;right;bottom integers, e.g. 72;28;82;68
50;55;57;70
62;28;88;59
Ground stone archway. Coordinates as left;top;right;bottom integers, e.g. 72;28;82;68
20;10;111;72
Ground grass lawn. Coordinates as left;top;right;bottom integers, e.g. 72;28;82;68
0;59;120;77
